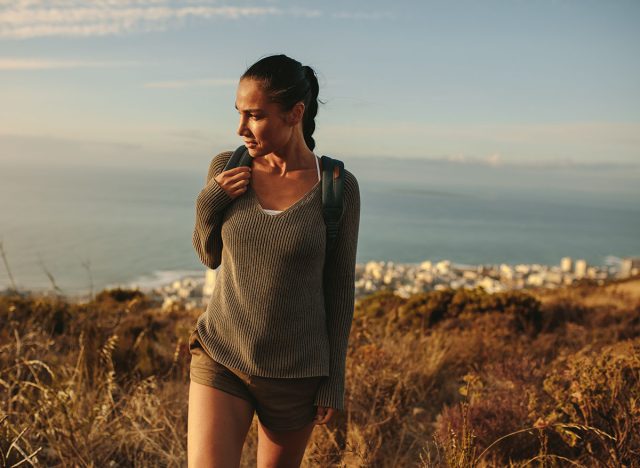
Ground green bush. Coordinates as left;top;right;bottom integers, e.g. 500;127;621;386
388;288;542;336
395;290;454;333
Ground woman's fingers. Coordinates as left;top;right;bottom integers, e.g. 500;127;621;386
214;166;251;199
224;165;252;178
314;406;326;422
313;406;335;425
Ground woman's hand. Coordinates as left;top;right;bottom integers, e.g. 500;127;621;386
313;406;336;425
214;166;251;199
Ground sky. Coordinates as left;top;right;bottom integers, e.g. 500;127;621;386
1;0;639;171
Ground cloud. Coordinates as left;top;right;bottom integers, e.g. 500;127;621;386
0;1;289;39
332;11;395;20
0;1;389;39
405;152;640;170
486;153;502;167
438;152;503;167
143;78;237;88
325;121;640;142
322;121;640;148
0;57;136;70
319;121;640;166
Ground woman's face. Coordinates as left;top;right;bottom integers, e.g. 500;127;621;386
235;78;295;157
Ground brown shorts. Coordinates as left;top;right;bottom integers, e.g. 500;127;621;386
188;329;324;432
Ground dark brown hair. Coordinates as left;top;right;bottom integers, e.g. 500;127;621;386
242;54;320;150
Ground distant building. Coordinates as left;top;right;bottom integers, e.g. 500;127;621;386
420;260;432;271
499;264;513;280
575;259;588;279
435;260;451;274
560;257;573;273
620;257;640;279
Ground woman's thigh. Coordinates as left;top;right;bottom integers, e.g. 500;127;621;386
257;418;316;468
188;381;255;468
250;375;322;467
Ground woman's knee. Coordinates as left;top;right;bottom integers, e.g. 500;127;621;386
256;419;316;468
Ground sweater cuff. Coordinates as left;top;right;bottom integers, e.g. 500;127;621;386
313;372;345;411
196;178;234;217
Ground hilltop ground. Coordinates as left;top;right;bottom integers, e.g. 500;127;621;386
1;277;639;467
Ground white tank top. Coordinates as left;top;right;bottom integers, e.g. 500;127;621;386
262;156;321;215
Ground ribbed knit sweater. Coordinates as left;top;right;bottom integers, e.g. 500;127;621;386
192;150;360;411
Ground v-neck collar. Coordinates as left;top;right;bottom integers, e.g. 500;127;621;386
250;178;321;218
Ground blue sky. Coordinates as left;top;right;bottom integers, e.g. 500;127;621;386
1;0;639;170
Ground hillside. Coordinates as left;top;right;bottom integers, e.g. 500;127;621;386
1;278;639;466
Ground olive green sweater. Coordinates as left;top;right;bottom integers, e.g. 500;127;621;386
192;151;360;411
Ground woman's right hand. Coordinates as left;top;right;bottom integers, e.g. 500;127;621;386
214;166;251;199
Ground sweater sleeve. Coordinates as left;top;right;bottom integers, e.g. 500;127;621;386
314;170;361;411
192;151;235;270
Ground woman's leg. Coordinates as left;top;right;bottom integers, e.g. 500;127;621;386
256;419;316;468
188;381;256;468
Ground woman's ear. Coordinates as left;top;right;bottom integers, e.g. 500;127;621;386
287;101;305;127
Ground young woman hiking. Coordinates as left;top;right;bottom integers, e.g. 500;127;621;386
188;54;361;467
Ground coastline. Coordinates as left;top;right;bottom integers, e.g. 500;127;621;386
7;255;637;310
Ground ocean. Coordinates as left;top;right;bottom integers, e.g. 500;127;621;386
1;155;638;296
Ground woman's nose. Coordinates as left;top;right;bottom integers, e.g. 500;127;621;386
237;115;249;136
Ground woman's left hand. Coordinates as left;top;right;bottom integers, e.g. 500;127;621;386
313;406;336;425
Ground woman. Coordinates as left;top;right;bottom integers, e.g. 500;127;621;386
188;54;360;467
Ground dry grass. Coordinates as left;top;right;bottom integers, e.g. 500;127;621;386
1;277;639;467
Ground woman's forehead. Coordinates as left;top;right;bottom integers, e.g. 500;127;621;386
235;78;272;111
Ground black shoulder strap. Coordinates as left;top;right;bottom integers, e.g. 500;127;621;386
223;145;253;171
321;155;345;253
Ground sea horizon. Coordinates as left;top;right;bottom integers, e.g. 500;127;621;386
1;155;638;296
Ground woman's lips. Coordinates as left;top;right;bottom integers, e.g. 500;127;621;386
244;141;257;147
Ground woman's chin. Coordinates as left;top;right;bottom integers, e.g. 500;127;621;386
245;144;258;155
246;146;266;158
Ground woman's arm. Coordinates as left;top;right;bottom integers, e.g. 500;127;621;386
192;151;234;270
314;170;361;411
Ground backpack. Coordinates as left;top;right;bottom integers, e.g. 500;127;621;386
223;145;344;253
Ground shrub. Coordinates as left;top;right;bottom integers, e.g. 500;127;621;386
540;337;640;466
353;289;406;339
434;357;548;464
395;289;454;334
94;287;145;303
538;298;587;332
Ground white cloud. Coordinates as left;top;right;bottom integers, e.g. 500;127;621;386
440;153;503;167
0;1;289;39
0;57;136;70
143;78;237;88
485;152;502;167
332;11;394;20
320;121;640;164
0;1;389;39
323;121;640;146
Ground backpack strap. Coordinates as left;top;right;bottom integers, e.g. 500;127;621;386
320;155;345;253
223;145;253;171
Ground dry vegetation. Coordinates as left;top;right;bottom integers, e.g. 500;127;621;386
1;278;639;467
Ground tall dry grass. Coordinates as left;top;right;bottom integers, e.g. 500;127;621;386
1;278;639;467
